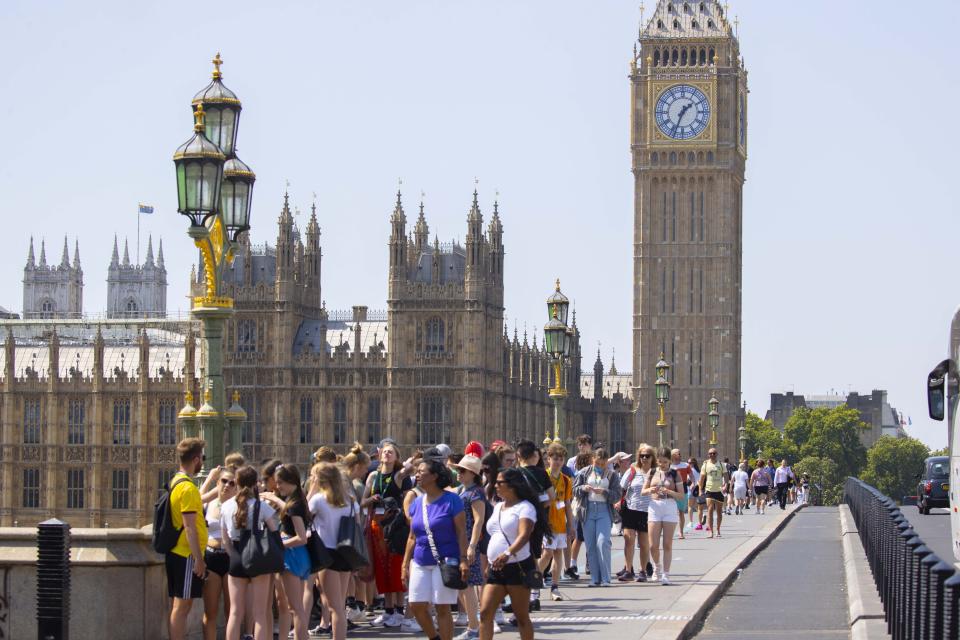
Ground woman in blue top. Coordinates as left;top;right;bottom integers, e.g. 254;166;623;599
401;459;469;640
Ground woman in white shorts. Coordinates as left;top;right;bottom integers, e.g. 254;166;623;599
732;462;750;515
641;447;683;585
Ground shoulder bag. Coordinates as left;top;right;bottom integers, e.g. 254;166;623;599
238;491;285;577
497;506;543;589
336;500;370;570
305;521;333;573
421;494;467;589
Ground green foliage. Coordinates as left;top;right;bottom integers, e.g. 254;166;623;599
794;456;843;505
929;447;950;457
784;407;829;450
799;406;868;479
743;412;798;464
861;436;933;501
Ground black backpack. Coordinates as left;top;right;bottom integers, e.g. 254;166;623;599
382;507;410;555
152;476;192;554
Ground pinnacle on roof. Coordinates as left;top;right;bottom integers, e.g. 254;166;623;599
641;0;732;39
467;189;483;224
145;235;155;266
391;189;406;224
111;235;120;267
73;238;81;269
39;239;47;267
122;238;131;266
609;348;619;375
26;237;35;269
156;238;164;268
60;236;70;267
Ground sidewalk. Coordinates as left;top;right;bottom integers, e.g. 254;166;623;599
349;503;803;639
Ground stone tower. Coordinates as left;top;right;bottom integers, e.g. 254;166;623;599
23;236;83;318
107;235;168;318
386;190;506;446
631;0;746;456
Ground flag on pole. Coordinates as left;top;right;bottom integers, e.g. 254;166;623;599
138;203;154;215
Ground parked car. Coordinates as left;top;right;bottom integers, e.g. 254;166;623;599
916;456;950;514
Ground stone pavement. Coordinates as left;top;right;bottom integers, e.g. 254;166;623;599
349;503;803;640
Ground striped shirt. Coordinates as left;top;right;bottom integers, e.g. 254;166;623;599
620;465;652;512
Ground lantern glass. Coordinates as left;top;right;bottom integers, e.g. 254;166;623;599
222;178;252;240
544;321;565;357
175;156;223;225
203;106;240;157
655;376;669;401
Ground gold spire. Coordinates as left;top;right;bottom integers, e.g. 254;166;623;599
193;104;206;133
555;278;561;292
212;52;223;80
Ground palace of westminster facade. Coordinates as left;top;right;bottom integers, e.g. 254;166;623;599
0;0;744;527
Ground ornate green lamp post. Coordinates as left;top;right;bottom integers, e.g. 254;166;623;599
544;280;571;445
173;54;251;472
708;395;720;447
654;354;671;447
738;424;747;462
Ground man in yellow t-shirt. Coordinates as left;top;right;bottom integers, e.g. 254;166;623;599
540;443;573;601
698;448;729;538
168;437;207;640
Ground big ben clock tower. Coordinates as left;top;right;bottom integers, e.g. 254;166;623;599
631;0;747;457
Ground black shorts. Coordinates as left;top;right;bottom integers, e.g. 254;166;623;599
755;486;768;495
204;547;230;577
576;522;584;542
706;491;725;503
166;552;205;599
485;556;536;587
621;507;648;533
326;549;354;573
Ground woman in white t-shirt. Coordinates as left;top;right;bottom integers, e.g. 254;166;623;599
478;467;551;640
732;463;750;515
219;466;279;640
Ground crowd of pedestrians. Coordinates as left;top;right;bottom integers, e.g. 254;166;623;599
159;434;802;640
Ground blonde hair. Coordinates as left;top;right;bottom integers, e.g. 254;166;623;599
313;446;337;464
224;451;246;472
311;462;349;508
341;442;370;471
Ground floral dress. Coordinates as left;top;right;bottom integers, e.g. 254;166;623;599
458;483;485;586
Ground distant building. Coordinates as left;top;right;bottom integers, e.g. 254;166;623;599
766;390;905;448
107;236;167;318
22;237;83;319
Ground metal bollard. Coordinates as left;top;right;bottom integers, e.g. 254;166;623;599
37;518;70;640
944;571;960;640
929;560;955;639
918;549;939;639
904;535;922;640
893;522;913;640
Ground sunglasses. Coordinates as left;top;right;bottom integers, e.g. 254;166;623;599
708;452;718;456
639;454;653;459
219;478;236;486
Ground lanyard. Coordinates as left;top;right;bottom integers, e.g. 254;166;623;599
376;471;393;496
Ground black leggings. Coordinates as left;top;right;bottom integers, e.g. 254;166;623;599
776;482;789;509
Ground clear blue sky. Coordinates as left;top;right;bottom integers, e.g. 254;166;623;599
0;1;956;449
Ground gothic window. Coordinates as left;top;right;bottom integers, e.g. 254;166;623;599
681;49;687;65
158;399;177;445
240;392;262;444
689;339;694;384
660;268;666;313
40;299;55;318
671;191;677;241
706;151;714;164
67;469;84;509
687;152;695;165
237;319;257;354
690;192;696;241
699;2;706;11
425;317;445;354
708;46;715;61
699;268;705;312
671;48;678;65
651;152;658;165
113;398;131;445
691;20;698;29
670;267;676;313
700;191;705;241
333;397;347;444
582;413;595;441
22;468;40;508
299;396;314;444
699;48;706;65
698;340;704;384
689;266;695;312
610;415;626;459
125;298;138;315
661;192;667;242
111;469;130;509
669;152;677;165
417;396;449;445
23;398;42;444
667;3;674;12
68;398;85;445
367;398;382;445
653;50;660;66
657;19;664;29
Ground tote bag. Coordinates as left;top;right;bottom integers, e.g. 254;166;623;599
237;492;285;577
336;500;370;570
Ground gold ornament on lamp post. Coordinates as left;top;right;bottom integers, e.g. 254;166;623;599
544;280;571;445
654;354;671;447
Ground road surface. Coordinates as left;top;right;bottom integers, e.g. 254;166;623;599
900;505;956;565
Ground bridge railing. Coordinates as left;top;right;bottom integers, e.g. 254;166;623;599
844;477;960;639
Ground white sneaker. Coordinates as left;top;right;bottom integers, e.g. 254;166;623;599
493;621;502;634
386;613;405;628
455;612;468;626
661;572;671;585
370;613;389;626
494;609;506;624
346;606;364;622
454;629;480;640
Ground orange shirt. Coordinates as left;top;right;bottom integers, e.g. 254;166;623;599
547;471;572;533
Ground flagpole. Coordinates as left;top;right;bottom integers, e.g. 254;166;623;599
137;204;140;265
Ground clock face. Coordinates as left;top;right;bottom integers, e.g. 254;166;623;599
655;84;711;140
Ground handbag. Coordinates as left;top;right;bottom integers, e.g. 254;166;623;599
336;500;370;570
237;490;285;577
497;508;543;589
421;494;467;590
306;523;333;573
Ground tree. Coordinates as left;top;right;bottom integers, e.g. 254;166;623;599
800;406;868;480
784;407;830;451
861;436;931;501
742;411;798;464
929;447;949;457
795;456;842;505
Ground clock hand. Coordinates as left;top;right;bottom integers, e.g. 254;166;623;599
676;102;692;127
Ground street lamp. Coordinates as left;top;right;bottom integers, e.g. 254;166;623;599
544;280;571;444
708;395;720;446
737;424;747;462
654;354;671;447
174;53;251;473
